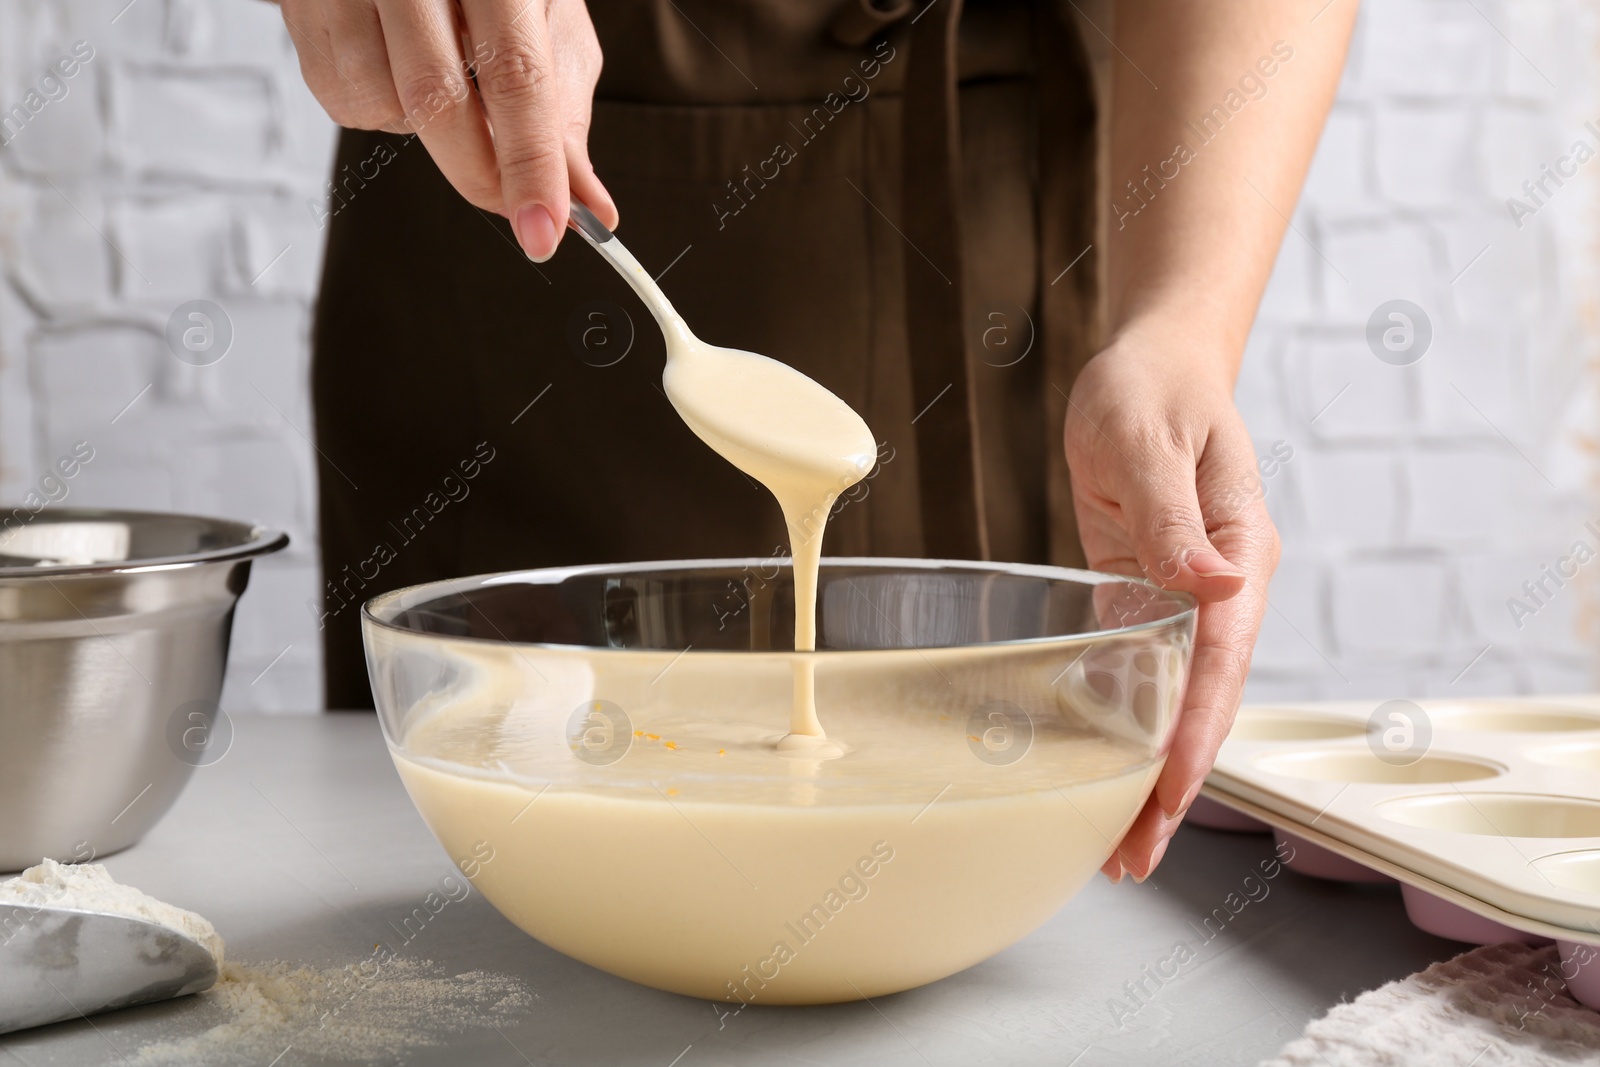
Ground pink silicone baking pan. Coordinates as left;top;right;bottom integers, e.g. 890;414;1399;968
1197;696;1600;1010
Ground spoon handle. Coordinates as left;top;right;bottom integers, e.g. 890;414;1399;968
566;201;685;336
568;200;614;244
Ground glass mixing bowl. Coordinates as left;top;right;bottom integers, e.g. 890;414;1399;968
363;558;1194;1004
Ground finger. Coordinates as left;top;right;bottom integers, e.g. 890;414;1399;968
1092;569;1260;879
1117;799;1180;882
1154;582;1265;818
1130;501;1276;878
1118;436;1248;600
1146;428;1283;808
377;0;504;213
460;0;568;260
1149;495;1277;808
564;126;617;230
281;0;347;118
548;0;618;229
323;0;404;130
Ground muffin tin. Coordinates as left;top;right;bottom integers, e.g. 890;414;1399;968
1194;695;1600;1010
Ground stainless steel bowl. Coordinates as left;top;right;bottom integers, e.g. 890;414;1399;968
0;508;288;871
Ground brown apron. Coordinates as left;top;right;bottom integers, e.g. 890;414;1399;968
311;0;1103;709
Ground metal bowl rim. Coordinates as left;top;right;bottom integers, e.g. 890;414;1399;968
0;506;289;579
361;555;1198;655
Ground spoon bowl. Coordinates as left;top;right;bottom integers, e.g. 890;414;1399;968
662;343;876;493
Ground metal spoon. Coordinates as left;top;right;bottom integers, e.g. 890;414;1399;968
565;202;877;744
0;901;218;1034
563;201;876;487
566;200;704;360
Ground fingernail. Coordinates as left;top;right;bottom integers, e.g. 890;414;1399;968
1187;549;1246;579
514;203;559;262
1133;836;1171;883
1163;779;1204;820
594;184;618;225
1105;856;1125;884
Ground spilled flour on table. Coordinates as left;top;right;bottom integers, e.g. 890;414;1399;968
0;860;530;1063
131;957;533;1065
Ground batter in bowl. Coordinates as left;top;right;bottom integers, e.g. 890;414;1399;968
391;655;1167;1003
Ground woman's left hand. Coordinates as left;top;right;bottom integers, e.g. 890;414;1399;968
1064;326;1281;882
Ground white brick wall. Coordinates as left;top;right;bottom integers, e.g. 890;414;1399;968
0;0;333;711
1244;0;1600;702
0;0;1595;712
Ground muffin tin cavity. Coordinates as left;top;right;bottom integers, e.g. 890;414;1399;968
1377;793;1600;838
1227;711;1370;742
1531;849;1600;894
1400;885;1552;946
1254;749;1502;785
1428;705;1600;733
1527;740;1600;773
1559;942;1600;1008
1275;830;1394;883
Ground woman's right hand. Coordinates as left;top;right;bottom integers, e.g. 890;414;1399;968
279;0;618;260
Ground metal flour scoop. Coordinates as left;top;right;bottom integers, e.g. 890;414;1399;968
0;898;218;1034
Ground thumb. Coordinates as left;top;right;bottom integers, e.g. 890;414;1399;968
551;0;614;230
566;138;617;231
1122;461;1247;599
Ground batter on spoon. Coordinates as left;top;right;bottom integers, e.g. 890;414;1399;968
567;210;877;748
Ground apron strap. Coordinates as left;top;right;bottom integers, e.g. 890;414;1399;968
902;0;989;561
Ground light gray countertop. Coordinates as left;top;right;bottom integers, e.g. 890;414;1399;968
0;714;1461;1067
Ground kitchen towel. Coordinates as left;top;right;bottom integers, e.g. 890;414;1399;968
1261;943;1600;1066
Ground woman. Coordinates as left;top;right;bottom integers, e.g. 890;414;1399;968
282;0;1355;881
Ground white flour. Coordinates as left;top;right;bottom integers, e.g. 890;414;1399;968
0;859;224;968
0;861;533;1063
131;957;534;1065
